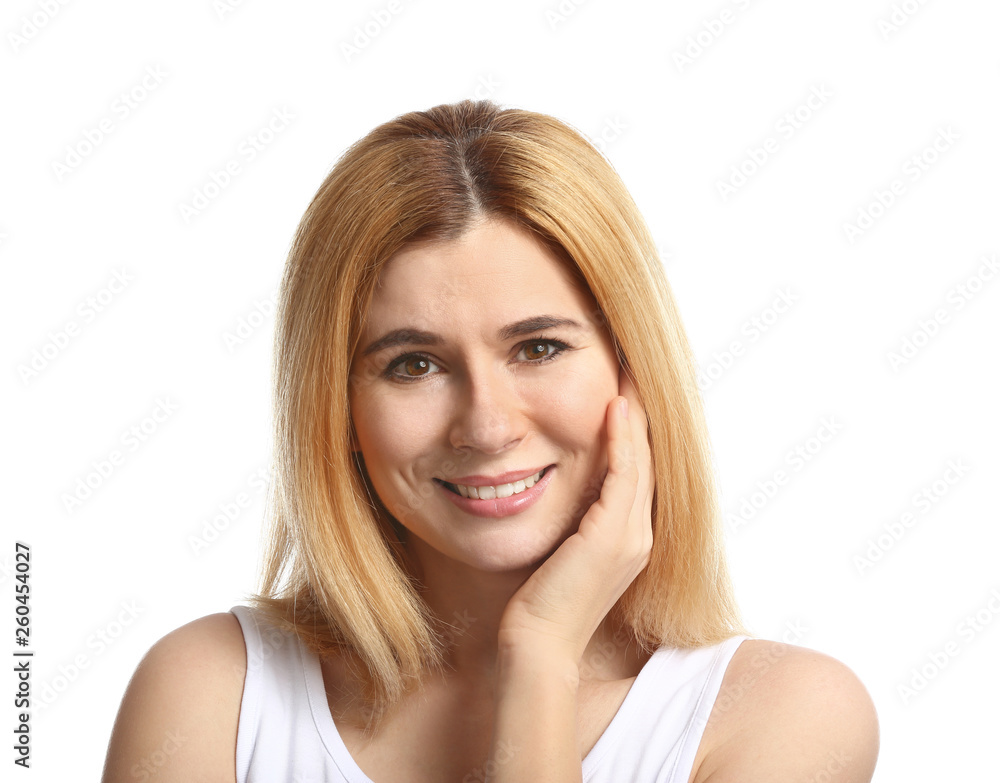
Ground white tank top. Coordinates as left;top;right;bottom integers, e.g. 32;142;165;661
231;604;750;782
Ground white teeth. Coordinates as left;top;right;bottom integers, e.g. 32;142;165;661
452;470;543;500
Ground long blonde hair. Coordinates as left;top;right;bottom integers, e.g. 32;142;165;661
251;99;744;726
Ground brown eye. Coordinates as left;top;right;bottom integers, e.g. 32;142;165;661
519;340;569;362
402;357;432;376
382;353;441;382
522;342;551;361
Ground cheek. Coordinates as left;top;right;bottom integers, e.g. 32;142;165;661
540;370;617;462
350;403;421;521
351;391;446;477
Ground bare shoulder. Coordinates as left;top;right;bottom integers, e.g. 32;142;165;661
101;612;247;783
693;639;880;783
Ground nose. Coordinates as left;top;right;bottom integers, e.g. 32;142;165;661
448;360;527;455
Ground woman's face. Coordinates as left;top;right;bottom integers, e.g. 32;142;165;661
349;218;622;574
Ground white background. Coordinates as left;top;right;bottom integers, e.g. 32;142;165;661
3;0;998;779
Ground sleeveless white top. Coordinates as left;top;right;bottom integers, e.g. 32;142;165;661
231;604;750;782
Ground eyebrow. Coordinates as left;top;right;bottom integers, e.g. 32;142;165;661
360;315;587;357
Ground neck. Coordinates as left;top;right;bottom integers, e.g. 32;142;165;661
403;537;635;684
405;540;527;679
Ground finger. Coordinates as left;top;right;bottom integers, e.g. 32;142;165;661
617;370;652;502
618;370;649;453
580;394;637;535
619;370;655;554
607;394;635;477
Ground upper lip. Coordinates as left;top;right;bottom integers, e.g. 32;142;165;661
439;465;551;487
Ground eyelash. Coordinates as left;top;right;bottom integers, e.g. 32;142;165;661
381;338;572;383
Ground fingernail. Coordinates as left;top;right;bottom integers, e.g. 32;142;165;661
619;397;629;419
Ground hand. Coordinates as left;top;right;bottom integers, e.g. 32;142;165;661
497;365;655;666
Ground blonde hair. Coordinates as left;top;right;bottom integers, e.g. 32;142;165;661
251;99;744;726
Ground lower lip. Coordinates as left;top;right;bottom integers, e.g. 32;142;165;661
436;466;555;518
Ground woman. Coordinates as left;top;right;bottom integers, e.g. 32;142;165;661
102;100;879;782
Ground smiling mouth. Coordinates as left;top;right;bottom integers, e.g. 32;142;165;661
435;466;552;500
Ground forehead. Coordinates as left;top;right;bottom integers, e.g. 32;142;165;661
362;220;596;330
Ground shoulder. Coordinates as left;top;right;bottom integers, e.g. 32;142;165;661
693;639;879;783
101;612;247;783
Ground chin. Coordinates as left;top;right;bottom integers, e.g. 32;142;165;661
462;526;574;575
468;550;549;575
402;523;566;578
